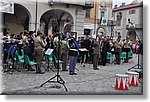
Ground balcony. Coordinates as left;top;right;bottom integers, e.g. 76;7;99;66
126;24;143;30
48;0;94;8
107;20;115;26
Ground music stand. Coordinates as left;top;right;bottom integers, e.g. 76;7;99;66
40;33;68;92
128;35;143;79
128;34;143;70
128;49;142;70
44;49;54;73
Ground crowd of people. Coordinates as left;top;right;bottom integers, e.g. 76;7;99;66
2;31;143;75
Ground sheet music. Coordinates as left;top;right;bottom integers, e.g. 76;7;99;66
70;49;78;51
45;49;54;55
79;48;88;52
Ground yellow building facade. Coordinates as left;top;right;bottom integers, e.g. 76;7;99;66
84;0;112;37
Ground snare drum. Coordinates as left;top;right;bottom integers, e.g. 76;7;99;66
115;74;129;90
126;71;139;86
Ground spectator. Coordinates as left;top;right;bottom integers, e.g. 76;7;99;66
83;35;91;63
101;36;110;66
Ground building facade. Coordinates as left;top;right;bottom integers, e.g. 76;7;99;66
2;0;93;37
84;0;112;38
112;1;143;42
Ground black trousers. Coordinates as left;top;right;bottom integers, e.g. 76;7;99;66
101;52;107;66
115;48;121;64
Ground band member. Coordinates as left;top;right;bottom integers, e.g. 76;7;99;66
61;35;69;71
114;38;122;65
92;35;100;70
68;33;79;75
123;37;131;63
34;31;47;74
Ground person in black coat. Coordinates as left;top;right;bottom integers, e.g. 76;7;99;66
27;31;35;61
83;36;91;63
101;37;110;66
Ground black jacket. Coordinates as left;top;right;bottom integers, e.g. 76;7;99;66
101;41;110;54
68;38;79;56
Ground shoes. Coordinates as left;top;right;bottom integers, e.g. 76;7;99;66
93;68;99;70
69;73;77;75
62;69;68;71
36;72;45;74
39;72;45;74
28;68;35;71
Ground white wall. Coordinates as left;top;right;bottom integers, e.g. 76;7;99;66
113;5;143;40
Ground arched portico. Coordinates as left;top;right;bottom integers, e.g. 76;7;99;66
4;3;31;34
40;9;74;35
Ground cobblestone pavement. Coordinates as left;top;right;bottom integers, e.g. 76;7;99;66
1;54;143;95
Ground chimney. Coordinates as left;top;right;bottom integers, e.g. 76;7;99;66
114;5;117;8
122;3;126;6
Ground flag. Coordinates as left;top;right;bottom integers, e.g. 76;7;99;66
100;17;108;26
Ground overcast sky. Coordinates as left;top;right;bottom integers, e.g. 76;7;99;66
112;0;133;8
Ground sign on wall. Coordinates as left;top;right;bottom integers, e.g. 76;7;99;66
100;17;108;26
0;0;14;14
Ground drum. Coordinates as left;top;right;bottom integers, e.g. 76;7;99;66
115;74;129;90
126;71;139;86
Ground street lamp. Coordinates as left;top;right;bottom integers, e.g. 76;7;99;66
108;20;115;41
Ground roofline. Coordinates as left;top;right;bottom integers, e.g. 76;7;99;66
112;3;143;11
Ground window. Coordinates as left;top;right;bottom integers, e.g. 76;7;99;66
116;12;122;26
84;29;91;35
129;10;136;14
101;11;105;17
85;9;91;18
101;0;106;8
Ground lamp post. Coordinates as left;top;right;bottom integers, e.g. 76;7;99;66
108;20;115;41
35;0;38;33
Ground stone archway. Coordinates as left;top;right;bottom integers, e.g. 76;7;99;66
127;30;137;43
4;3;31;34
96;26;106;36
40;9;74;36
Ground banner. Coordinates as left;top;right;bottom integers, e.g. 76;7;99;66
0;0;14;14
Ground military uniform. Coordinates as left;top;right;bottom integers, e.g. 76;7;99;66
61;40;69;71
115;39;122;64
123;40;131;62
93;39;100;70
34;36;44;74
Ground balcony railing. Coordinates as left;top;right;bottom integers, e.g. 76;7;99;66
126;24;143;30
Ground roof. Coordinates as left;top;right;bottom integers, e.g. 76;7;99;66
113;2;143;11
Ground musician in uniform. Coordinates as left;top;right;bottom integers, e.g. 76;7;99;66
114;38;122;65
61;35;69;71
123;37;131;63
92;35;100;70
34;31;47;74
68;33;79;75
